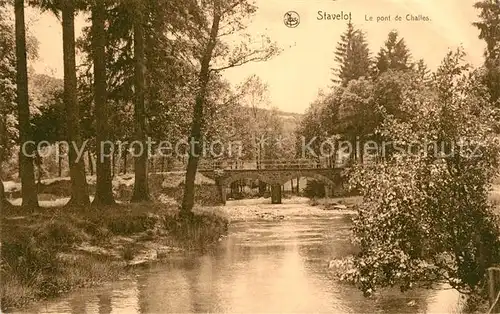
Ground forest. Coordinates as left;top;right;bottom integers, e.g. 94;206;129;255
1;0;500;312
0;0;293;212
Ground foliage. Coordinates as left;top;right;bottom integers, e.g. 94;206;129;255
337;78;378;140
0;4;38;164
333;21;372;86
31;74;65;144
341;49;500;299
303;179;325;199
473;0;500;63
298;29;432;164
473;0;500;105
375;30;413;75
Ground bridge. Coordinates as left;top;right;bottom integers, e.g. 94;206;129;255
198;159;348;205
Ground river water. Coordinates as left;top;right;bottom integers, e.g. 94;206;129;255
32;202;463;313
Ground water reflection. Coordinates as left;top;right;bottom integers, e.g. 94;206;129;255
30;213;462;313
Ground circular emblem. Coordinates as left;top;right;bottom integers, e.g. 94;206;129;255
284;11;300;28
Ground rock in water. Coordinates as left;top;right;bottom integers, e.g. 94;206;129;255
324;204;348;210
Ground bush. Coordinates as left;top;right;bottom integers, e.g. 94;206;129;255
303;179;325;198
165;211;228;250
339;49;500;301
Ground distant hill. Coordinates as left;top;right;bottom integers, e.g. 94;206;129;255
241;106;302;135
274;109;302;134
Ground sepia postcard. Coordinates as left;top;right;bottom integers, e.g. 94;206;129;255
1;0;500;313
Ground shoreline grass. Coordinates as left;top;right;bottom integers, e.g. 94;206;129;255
1;202;228;312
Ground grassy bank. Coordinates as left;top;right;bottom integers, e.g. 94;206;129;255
4;172;220;206
1;202;228;312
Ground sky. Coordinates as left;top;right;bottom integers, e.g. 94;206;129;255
26;0;486;114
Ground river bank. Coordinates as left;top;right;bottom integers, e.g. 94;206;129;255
21;200;463;314
1;202;228;312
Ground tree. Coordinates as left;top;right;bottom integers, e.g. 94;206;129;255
340;49;500;308
373;70;427;122
375;30;413;75
15;0;39;210
91;0;115;205
296;92;329;161
473;0;500;105
0;104;9;208
1;2;37;208
414;58;432;85
31;74;65;178
333;21;372;86
0;4;16;208
180;0;279;213
474;0;500;63
337;78;379;163
75;0;203;182
0;177;6;209
61;0;90;207
239;75;271;168
130;0;150;202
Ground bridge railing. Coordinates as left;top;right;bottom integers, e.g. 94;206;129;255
197;159;346;170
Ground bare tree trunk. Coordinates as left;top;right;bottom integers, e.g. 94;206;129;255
150;157;155;174
181;8;221;214
0;113;8;208
58;154;62;177
35;153;42;185
15;0;38;210
1;180;7;209
131;2;150;202
359;136;364;164
92;0;115;205
123;149;127;174
62;0;90;207
112;149;116;177
0;114;9;208
87;150;94;176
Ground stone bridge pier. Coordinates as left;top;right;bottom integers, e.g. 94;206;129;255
200;168;345;205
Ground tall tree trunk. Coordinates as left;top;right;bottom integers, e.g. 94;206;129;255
149;157;155;174
0;116;8;209
0;110;9;209
1;180;7;209
122;149;127;174
112;149;116;177
359;136;364;164
15;0;38;210
131;2;150;202
62;0;90;207
35;153;42;185
87;150;94;176
92;0;115;205
0;180;11;210
58;150;63;177
181;9;221;214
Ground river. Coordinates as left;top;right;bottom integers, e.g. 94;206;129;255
31;200;463;313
